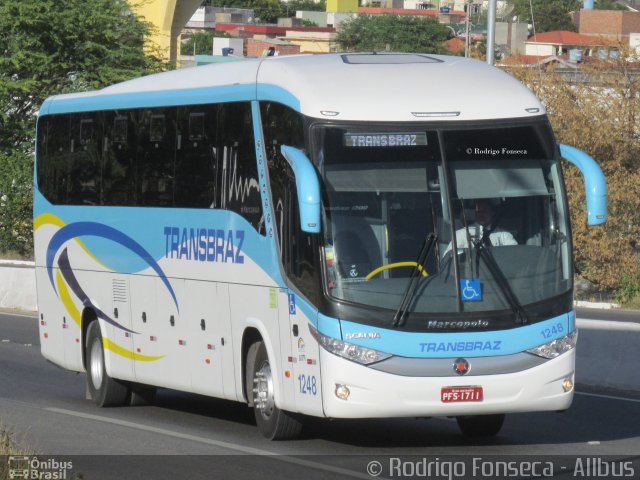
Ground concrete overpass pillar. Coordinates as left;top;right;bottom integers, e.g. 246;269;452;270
131;0;203;65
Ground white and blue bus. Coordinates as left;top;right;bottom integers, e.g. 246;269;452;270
35;53;607;439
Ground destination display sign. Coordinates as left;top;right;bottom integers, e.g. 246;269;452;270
344;132;428;148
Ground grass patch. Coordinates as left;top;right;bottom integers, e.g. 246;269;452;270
620;294;640;310
0;423;33;479
0;424;27;455
0;250;34;261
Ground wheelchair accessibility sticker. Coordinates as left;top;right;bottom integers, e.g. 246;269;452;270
460;279;482;301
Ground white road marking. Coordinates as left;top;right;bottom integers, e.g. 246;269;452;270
0;311;37;319
576;391;640;404
576;319;640;332
45;407;376;479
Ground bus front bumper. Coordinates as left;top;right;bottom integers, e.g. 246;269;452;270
320;349;575;418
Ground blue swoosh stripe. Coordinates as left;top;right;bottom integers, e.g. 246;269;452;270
46;222;178;311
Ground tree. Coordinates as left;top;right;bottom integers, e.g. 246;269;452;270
286;0;326;14
594;0;628;10
335;15;451;53
201;0;285;23
182;30;230;55
533;3;579;32
505;54;640;301
0;0;166;256
511;0;580;32
200;0;326;21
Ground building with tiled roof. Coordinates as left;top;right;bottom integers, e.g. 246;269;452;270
524;30;617;60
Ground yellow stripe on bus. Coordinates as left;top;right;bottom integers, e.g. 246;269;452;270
34;212;66;231
34;213;109;269
56;270;82;327
103;337;165;362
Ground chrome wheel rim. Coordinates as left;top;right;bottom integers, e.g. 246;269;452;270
253;361;275;420
90;337;104;390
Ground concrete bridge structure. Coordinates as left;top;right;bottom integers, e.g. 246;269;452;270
132;0;203;65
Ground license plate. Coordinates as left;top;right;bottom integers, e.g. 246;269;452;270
441;386;483;403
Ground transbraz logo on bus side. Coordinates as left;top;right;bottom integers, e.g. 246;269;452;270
427;320;489;329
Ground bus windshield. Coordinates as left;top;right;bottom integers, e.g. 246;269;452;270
312;122;571;318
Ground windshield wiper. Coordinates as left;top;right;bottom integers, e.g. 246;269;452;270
392;233;437;328
474;242;528;324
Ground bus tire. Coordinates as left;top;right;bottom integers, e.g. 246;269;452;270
456;414;505;437
129;384;157;406
85;321;129;407
248;341;302;440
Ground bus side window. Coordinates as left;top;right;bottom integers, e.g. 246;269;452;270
217;102;262;232
38;114;71;204
66;113;102;206
175;106;219;208
36;117;50;199
261;101;320;304
136;108;176;207
103;111;136;206
260;101;306;253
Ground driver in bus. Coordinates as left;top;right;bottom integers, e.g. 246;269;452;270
445;199;517;255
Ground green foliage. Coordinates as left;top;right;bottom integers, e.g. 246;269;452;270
594;0;628;10
286;0;326;13
511;0;579;32
200;0;326;22
615;271;640;306
510;0;628;32
335;15;450;53
534;3;578;32
182;30;230;55
506;57;640;293
0;0;167;257
0;152;33;257
201;0;285;23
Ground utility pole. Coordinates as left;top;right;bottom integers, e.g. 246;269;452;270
464;0;472;58
486;0;496;65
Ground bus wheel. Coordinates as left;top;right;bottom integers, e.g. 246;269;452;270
456;414;505;437
85;321;129;407
248;341;302;440
129;384;157;406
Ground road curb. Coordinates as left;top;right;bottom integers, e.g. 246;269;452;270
0;260;37;312
574;300;620;309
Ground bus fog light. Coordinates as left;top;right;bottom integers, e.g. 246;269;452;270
335;384;350;400
563;378;574;392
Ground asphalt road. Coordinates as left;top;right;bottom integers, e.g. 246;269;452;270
1;310;639;480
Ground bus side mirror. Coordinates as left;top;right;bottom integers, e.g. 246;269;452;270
559;144;607;226
280;145;321;233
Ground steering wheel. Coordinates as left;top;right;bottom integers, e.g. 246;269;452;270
365;262;428;280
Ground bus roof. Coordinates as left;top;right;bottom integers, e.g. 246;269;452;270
39;53;545;122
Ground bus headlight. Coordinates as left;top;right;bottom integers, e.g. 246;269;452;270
526;330;578;359
309;327;392;365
